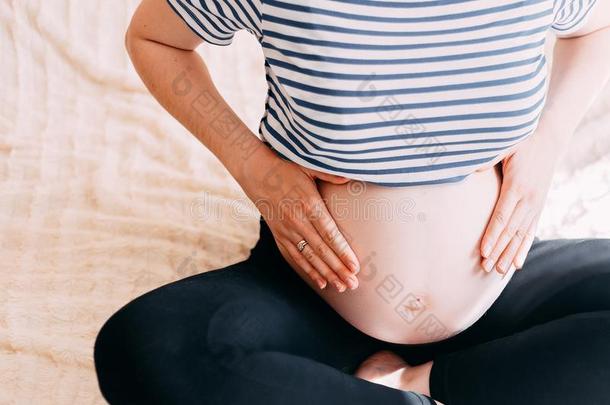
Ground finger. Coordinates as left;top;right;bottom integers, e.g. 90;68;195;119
307;201;361;275
474;156;503;173
299;242;350;292
501;262;517;280
495;212;535;274
482;199;531;274
302;167;351;185
280;240;328;290
480;187;521;258
513;215;539;270
285;226;352;292
294;225;358;291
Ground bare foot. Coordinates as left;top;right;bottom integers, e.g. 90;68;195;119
354;350;443;404
354;350;409;389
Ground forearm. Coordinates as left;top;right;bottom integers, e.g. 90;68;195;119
124;33;274;185
539;26;610;146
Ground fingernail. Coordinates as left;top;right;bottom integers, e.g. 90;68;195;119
496;260;507;274
318;280;327;290
348;261;360;274
347;276;358;290
482;259;493;273
515;256;524;269
482;244;491;258
334;280;346;292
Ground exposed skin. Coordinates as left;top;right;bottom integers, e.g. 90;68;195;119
125;0;610;401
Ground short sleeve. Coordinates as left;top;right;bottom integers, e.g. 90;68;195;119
551;0;598;38
167;0;262;46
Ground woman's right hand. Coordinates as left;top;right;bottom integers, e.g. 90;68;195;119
240;152;360;292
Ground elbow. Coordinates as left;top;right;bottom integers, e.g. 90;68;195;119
124;22;138;60
124;12;148;61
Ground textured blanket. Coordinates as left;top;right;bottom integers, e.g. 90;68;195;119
1;1;609;403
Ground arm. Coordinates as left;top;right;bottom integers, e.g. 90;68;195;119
540;2;610;144
126;0;361;290
480;2;610;274
125;0;265;186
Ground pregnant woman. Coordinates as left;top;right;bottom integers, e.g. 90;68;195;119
95;0;610;404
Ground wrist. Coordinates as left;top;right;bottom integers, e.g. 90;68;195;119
232;142;283;195
533;115;574;150
536;108;577;142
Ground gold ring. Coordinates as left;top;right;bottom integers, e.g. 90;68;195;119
296;239;308;252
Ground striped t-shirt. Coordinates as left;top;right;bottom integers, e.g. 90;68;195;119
168;0;598;186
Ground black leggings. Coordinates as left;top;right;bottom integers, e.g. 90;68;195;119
94;217;610;405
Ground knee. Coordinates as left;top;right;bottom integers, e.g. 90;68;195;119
93;290;286;402
94;306;124;402
93;293;190;403
93;300;146;403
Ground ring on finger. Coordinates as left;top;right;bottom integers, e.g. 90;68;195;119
296;239;308;253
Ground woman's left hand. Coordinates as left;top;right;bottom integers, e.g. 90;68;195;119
479;127;566;275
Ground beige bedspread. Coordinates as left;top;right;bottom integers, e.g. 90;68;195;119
1;1;609;403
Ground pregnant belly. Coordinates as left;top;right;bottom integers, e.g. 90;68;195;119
305;164;514;344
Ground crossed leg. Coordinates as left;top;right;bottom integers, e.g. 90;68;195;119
94;222;610;405
94;257;438;404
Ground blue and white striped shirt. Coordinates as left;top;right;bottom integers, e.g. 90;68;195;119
168;0;598;186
